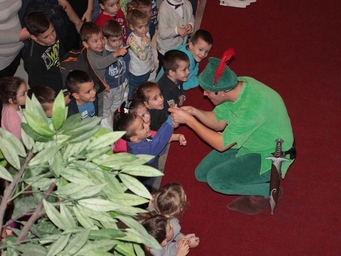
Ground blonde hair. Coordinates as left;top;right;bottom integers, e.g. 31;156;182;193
154;182;188;219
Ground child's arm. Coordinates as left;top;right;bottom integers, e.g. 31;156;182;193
81;0;94;22
88;50;117;70
127;34;152;61
175;239;190;256
58;0;83;32
113;46;130;58
131;119;174;156
181;234;200;248
169;134;187;146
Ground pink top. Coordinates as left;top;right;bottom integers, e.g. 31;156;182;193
113;130;157;153
1;104;23;140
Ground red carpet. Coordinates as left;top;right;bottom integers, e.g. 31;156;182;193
161;0;341;255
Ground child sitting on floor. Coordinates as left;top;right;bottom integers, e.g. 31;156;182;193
0;77;27;140
147;182;200;255
142;214;190;256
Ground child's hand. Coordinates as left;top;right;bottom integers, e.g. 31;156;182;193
114;45;130;58
179;134;187;146
178;95;186;106
177;26;187;37
176;239;190;256
184;24;192;35
182;234;200;248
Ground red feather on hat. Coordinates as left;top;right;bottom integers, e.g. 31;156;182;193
214;48;235;85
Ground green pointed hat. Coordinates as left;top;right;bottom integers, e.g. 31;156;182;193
199;57;238;92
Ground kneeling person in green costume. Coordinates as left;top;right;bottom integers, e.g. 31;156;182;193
168;56;295;215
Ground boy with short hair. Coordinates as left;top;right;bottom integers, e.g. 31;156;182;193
23;12;66;93
156;29;213;91
158;50;188;110
102;20;130;127
65;70;98;120
94;0;128;43
79;22;128;124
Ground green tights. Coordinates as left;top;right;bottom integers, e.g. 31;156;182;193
195;149;271;197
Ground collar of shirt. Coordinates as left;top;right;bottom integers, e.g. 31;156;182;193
167;0;184;9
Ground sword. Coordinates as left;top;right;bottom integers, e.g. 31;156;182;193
265;138;290;215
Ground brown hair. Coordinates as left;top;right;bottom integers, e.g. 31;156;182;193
65;70;93;94
24;12;51;37
142;215;168;244
27;86;57;111
126;8;150;27
163;50;190;73
80;22;102;42
0;77;26;104
115;112;138;141
154;182;188;219
190;29;213;45
102;20;122;39
132;81;160;103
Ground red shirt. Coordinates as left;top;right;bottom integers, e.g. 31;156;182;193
95;10;128;43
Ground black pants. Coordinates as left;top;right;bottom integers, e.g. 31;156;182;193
0;52;22;79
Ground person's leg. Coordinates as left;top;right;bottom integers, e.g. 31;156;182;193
0;53;21;79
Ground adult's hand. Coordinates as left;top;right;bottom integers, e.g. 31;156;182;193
168;106;194;125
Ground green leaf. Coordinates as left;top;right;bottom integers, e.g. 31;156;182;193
0;137;20;170
21;122;53;142
56;183;88;198
107;193;149;207
46;233;70;256
68;126;101;144
121;164;163;177
60;204;76;227
78;198;121;212
73;206;96;229
88;229;125;240
25;93;49;124
113;241;135;256
61;116;101;136
60;167;95;185
85;147;112;161
70;183;107;200
52;91;66;130
93;153;138;169
15;243;47;255
74;240;117;255
119;173;151;199
117;215;146;235
87;132;125;150
0;165;13;182
49;151;63;177
63;139;89;159
12;196;36;219
0;128;26;157
43;199;68;230
21;126;34;150
57;113;82;133
29;145;63;166
23;110;54;137
61;228;90;255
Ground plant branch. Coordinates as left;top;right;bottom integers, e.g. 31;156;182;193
16;182;56;242
0;152;34;231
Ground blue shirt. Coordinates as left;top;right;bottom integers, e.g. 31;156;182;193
78;102;96;120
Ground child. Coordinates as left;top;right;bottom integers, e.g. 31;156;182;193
80;22;128;121
158;50;188;110
114;99;153;153
0;77;27;140
23;12;65;93
94;0;128;43
127;0;158;40
133;81;168;131
102;20;130;128
65;70;98;120
156;29;213;90
148;182;200;255
126;8;154;100
27;86;58;125
156;0;194;75
142;214;190;256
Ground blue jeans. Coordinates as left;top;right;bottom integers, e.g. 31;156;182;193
128;72;150;100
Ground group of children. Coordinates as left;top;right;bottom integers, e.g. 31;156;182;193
0;1;213;255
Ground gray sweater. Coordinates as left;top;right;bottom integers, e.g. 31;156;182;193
0;0;24;70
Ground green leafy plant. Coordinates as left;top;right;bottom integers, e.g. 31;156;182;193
0;92;162;255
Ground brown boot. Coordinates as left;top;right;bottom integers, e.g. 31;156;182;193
227;188;283;215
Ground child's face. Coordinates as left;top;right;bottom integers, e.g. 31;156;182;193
100;0;120;16
31;23;56;46
135;105;151;125
131;115;152;142
43;102;54;118
130;19;149;38
105;36;123;51
144;88;164;110
82;32;105;53
72;81;96;105
171;60;190;82
13;83;27;106
188;38;213;63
